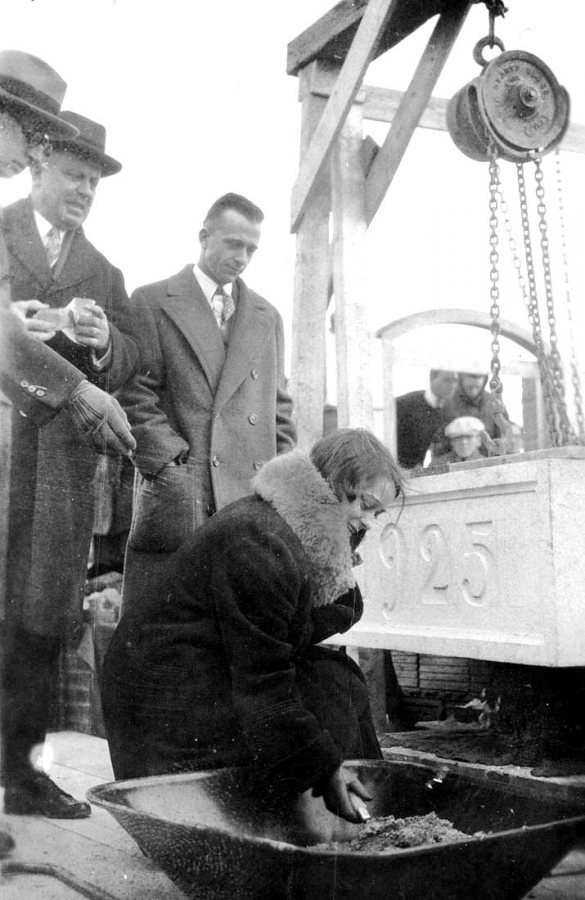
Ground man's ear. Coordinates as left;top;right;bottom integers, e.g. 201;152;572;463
199;228;208;249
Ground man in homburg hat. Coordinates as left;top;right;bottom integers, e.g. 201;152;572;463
0;51;136;464
1;98;138;820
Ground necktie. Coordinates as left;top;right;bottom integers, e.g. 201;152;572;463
44;226;62;268
211;286;235;335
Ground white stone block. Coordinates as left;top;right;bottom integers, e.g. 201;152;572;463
346;447;585;667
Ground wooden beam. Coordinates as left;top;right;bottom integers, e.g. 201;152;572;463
290;0;400;234
330;104;374;429
376;307;550;356
290;65;332;451
365;0;471;224
287;0;444;77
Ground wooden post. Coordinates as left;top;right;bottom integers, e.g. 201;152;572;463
330;102;373;429
290;62;332;451
379;330;397;457
329;96;391;730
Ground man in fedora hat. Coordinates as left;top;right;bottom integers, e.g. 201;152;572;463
0;50;136;455
1;107;138;820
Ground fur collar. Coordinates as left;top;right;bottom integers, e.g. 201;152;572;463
252;450;355;607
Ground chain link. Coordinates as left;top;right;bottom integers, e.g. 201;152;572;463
533;158;576;444
554;149;585;441
487;145;503;404
516;163;565;445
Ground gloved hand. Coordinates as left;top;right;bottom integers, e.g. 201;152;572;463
66;381;136;457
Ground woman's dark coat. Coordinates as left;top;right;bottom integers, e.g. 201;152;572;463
102;450;380;796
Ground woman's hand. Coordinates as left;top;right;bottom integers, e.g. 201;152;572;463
320;766;372;824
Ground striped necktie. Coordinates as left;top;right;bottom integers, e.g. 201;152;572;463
44;226;62;268
211;286;235;335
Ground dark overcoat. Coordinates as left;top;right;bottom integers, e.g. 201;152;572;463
3;197;138;637
102;450;380;792
118;264;296;613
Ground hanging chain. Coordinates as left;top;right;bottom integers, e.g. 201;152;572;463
487;145;504;413
516;162;577;445
516;163;563;444
554;149;585;440
533;158;577;444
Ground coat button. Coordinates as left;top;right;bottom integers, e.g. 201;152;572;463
28;385;36;393
35;389;46;397
248;413;258;425
253;459;264;470
250;368;259;380
212;455;220;467
20;380;29;388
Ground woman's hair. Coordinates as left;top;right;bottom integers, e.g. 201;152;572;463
310;428;404;501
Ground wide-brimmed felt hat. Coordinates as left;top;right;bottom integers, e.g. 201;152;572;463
0;50;78;138
50;110;122;177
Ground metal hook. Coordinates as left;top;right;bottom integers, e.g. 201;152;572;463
473;34;505;68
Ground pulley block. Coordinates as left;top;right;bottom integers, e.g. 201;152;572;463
447;43;570;163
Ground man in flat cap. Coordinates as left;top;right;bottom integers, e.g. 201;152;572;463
431;415;487;466
1;96;138;820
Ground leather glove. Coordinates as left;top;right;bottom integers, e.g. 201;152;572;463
66;381;136;457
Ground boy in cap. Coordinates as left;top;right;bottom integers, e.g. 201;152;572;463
2;103;138;820
432;415;487;465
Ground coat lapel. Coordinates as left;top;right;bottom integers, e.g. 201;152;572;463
160;265;226;391
214;279;272;412
3;198;51;289
53;229;101;291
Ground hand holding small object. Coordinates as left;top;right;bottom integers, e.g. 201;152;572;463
72;300;110;351
320;766;372;824
11;300;57;341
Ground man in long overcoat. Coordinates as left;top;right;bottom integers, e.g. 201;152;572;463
119;192;296;613
2;111;138;818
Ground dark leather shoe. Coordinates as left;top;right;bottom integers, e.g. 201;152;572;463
4;773;91;819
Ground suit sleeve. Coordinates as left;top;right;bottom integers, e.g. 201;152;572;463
0;307;85;425
93;263;139;393
117;288;189;475
274;310;296;454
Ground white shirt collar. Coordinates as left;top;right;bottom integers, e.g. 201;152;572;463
193;264;233;304
33;210;64;242
424;387;443;409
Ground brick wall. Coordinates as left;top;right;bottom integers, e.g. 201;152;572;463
393;651;494;723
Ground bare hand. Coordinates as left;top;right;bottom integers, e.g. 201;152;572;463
73;302;111;351
10;300;57;341
320;766;372;824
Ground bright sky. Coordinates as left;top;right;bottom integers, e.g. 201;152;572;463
2;0;584;421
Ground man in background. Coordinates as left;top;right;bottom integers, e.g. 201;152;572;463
395;369;458;469
120;192;296;613
2;109;137;820
431;370;510;460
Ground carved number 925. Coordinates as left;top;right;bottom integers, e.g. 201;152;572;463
420;521;497;608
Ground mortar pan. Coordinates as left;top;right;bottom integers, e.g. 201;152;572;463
87;759;585;900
